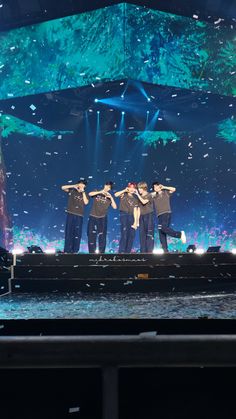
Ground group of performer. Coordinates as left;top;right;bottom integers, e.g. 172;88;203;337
61;179;186;254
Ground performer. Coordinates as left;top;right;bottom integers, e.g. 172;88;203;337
136;181;154;253
61;179;89;253
87;182;117;253
115;182;139;253
152;181;186;252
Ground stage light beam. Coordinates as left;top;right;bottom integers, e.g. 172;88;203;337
153;248;164;254
12;247;24;255
45;248;56;254
195;248;205;255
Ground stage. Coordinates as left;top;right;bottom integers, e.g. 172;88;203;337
0;251;234;294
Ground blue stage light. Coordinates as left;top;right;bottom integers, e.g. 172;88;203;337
97;110;100;114
147;97;151;102
122;111;125;115
94;98;99;103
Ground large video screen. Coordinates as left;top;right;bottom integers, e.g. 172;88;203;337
0;3;235;252
0;3;235;99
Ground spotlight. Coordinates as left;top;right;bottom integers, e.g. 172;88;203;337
207;246;221;253
232;248;236;255
195;248;205;255
147;110;150;114
95;249;100;254
27;245;43;254
121;111;125;115
147;97;151;102
45;248;56;254
153;248;164;254
187;244;196;253
12;247;24;255
94;98;99;103
121;94;124;99
97;110;100;114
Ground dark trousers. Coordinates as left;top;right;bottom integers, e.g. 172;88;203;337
158;212;181;252
64;213;83;253
139;212;154;253
119;211;135;253
87;216;107;253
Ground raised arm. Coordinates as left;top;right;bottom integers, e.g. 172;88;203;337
88;190;103;197
82;191;89;205
162;185;176;194
135;191;149;205
106;193;117;209
114;188;128;198
61;184;78;193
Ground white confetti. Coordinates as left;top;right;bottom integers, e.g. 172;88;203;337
69;407;80;413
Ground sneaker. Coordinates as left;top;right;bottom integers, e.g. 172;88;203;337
181;231;186;244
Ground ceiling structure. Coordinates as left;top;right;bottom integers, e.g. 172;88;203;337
0;79;235;133
0;0;235;31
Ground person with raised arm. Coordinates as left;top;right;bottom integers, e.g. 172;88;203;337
151;181;186;252
61;179;89;253
135;181;154;253
115;182;139;253
87;181;117;253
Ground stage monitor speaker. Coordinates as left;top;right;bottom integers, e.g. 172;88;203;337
207;246;221;253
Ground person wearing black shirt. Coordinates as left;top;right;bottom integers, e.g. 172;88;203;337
152;181;186;252
61;179;89;253
136;181;154;253
87;181;117;253
115;182;139;253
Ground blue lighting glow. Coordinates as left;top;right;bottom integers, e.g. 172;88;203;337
132;80;150;101
146;109;160;130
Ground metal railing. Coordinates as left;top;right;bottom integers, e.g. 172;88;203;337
1;333;236;418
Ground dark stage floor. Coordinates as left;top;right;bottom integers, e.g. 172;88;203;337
7;251;236;294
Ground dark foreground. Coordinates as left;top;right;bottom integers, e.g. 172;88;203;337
1;319;236;419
